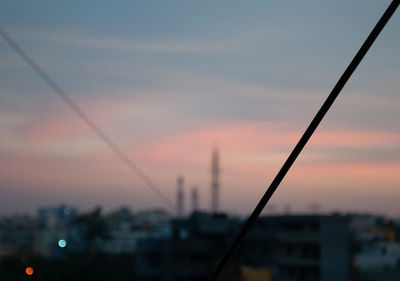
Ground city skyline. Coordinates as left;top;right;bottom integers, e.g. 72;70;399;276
1;1;400;216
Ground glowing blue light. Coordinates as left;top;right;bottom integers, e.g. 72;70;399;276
58;239;67;248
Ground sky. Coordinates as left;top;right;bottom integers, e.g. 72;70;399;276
0;0;400;216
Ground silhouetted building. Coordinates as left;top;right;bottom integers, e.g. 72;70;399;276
37;204;78;228
136;214;351;281
34;205;81;257
177;176;184;218
211;148;220;213
191;187;199;213
0;215;35;258
356;242;400;281
135;212;239;281
241;215;351;281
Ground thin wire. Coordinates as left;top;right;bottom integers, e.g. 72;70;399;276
0;27;175;211
208;1;400;280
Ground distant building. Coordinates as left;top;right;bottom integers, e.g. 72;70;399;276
136;213;351;281
177;176;185;218
191;187;199;213
96;224;159;254
135;212;239;281
0;205;358;280
211;148;220;213
106;206;134;228
356;242;400;281
37;204;78;228
0;215;35;259
97;208;171;254
133;209;171;231
34;204;80;257
241;215;351;281
135;214;352;281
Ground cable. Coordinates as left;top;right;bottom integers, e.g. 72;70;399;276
0;27;175;211
207;1;400;280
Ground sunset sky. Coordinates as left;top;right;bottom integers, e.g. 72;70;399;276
1;0;400;216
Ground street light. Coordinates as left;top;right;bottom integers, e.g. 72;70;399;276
58;239;67;248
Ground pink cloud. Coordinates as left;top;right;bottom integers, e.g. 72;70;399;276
3;115;400;213
139;122;400;167
24;95;143;144
26;116;90;143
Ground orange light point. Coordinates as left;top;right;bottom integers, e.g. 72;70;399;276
25;267;34;275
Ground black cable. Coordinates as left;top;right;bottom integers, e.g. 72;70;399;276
0;27;175;211
208;1;400;280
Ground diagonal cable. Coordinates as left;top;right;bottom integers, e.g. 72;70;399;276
208;1;400;280
0;27;175;210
